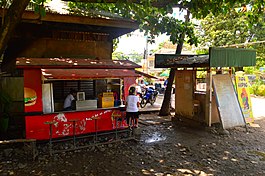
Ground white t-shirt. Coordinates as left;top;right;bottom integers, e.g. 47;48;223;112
126;95;139;112
64;94;75;108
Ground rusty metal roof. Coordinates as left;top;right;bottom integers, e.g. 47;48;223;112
16;58;141;69
155;54;209;68
135;70;158;79
0;9;139;39
41;68;140;80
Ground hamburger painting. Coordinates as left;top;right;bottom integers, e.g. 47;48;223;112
24;87;37;106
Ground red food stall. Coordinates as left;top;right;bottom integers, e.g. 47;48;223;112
16;58;141;140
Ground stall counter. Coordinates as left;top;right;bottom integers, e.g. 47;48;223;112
25;106;127;140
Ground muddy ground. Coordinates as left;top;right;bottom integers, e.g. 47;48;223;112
1;110;265;176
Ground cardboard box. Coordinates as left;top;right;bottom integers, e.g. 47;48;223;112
98;92;114;108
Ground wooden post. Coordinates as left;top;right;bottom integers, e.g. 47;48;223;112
205;68;212;127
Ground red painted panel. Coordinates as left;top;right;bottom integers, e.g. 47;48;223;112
123;77;137;98
24;69;43;112
25;109;127;140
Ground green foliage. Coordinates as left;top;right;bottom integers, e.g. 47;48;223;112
112;51;143;64
199;11;250;47
257;84;265;96
67;0;265;52
195;49;209;55
68;1;198;46
112;51;125;60
188;0;265;23
31;0;48;16
244;67;255;74
250;79;265;96
199;6;265;69
196;71;206;79
0;90;12;119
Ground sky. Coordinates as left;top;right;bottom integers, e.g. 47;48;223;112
115;31;170;54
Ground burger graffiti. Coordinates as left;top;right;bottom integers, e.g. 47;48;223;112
24;87;37;106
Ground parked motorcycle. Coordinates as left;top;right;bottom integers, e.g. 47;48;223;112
138;87;158;108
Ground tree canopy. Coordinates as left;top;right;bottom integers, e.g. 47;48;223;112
199;8;265;68
1;0;264;58
68;1;198;46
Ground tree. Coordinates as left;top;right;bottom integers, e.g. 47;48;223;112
159;10;190;116
67;1;198;46
0;0;31;58
199;9;265;68
0;0;48;61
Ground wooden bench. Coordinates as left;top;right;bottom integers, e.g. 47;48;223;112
0;139;38;160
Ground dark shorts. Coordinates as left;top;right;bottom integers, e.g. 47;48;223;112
126;112;139;120
126;112;139;125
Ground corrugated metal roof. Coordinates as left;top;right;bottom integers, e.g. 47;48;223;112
0;8;139;39
155;48;256;68
41;68;140;80
16;58;141;69
155;54;209;68
210;47;256;67
135;70;158;79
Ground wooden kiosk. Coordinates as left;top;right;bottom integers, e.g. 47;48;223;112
0;9;140;141
155;47;256;129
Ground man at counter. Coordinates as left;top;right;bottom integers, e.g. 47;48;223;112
63;89;76;111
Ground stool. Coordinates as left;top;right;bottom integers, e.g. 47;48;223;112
44;121;56;156
91;116;101;143
112;113;122;140
69;119;80;148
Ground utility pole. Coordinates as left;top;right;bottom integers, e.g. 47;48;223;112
144;35;149;74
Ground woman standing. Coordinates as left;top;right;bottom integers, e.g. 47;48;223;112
126;87;140;128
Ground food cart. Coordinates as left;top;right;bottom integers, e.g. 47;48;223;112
16;58;140;140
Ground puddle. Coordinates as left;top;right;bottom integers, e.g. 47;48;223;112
248;151;265;161
145;132;167;143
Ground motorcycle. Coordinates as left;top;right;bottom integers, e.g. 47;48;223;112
138;87;158;108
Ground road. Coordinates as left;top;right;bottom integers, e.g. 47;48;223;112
251;96;265;119
140;93;265;120
139;93;169;112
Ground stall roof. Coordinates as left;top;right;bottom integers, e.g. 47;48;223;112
135;70;158;79
41;69;140;80
155;48;256;68
210;47;256;67
155;54;209;68
16;58;141;69
0;8;139;39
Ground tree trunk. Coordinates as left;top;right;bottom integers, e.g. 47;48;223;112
159;10;190;116
0;0;30;58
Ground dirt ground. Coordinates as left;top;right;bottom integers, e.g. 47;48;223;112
1;98;265;176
